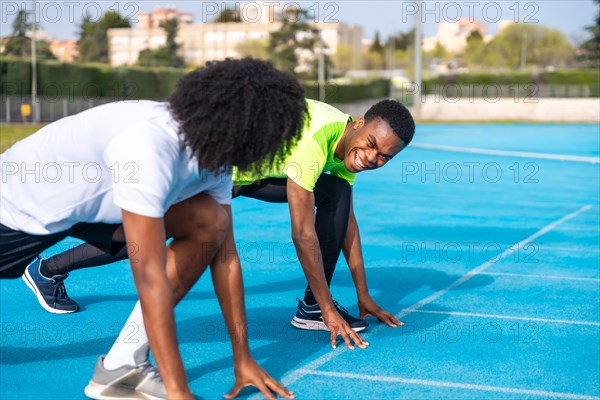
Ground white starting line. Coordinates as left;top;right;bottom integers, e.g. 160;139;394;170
295;369;600;400
260;205;596;400
407;309;600;327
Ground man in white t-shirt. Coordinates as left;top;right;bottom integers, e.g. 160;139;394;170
0;58;307;400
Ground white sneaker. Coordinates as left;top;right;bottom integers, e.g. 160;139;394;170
84;344;166;400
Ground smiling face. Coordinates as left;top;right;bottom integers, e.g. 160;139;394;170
336;117;405;173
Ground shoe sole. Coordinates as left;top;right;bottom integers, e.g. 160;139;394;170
291;317;367;333
84;380;163;400
83;380;165;400
22;268;77;315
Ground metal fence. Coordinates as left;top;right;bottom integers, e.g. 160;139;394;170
0;95;137;123
1;84;596;123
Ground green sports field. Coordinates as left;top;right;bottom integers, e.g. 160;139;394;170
0;124;44;153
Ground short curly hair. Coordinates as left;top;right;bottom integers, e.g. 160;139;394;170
364;100;415;146
168;58;308;172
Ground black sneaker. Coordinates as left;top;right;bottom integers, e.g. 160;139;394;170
291;298;368;332
22;256;80;314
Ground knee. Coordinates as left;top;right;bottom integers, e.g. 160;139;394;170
210;205;230;240
315;174;351;205
165;194;230;242
189;195;229;238
333;176;351;197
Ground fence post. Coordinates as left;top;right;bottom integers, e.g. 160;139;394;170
5;96;10;123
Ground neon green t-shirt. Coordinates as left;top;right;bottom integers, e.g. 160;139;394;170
233;99;356;192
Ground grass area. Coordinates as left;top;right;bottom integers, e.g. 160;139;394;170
0;124;44;152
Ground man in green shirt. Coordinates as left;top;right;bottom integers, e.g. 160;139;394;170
21;98;415;351
233;99;414;349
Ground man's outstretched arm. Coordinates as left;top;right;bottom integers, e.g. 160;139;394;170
342;191;403;327
211;205;295;400
121;210;193;399
287;179;368;349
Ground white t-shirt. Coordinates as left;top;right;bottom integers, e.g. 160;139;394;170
0;100;232;235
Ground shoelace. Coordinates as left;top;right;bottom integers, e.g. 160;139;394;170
52;281;69;303
332;300;349;317
137;361;162;382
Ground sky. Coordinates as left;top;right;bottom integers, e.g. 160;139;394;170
0;1;597;44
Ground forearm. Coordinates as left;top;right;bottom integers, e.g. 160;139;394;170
210;207;251;363
342;212;370;298
122;210;190;397
210;255;251;362
134;265;189;395
287;180;336;313
293;233;336;312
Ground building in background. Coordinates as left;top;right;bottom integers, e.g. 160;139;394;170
137;8;194;28
0;28;79;62
49;40;79;62
423;19;489;54
107;4;363;67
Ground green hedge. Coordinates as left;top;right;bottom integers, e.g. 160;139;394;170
0;57;187;99
539;70;600;91
1;57;390;103
302;79;390;103
3;58;598;101
1;57;31;95
423;71;600;97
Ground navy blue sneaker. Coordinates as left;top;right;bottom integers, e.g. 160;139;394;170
291;298;368;332
22;256;80;314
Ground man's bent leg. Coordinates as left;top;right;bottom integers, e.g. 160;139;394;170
22;223;124;314
103;194;229;370
0;223;68;279
41;243;128;277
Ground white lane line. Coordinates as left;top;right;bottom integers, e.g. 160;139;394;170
483;271;600;282
411;143;600;164
396;205;593;320
276;205;593;390
296;370;600;400
408;309;600;327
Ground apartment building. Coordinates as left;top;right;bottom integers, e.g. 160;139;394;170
107;6;363;67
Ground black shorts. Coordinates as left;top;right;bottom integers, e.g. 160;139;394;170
0;222;123;279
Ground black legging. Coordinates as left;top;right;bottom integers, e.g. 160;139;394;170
235;174;352;304
42;174;352;305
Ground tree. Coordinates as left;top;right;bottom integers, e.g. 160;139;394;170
480;23;574;69
137;18;185;68
268;8;319;77
137;47;171;67
3;9;55;59
463;30;485;66
425;43;448;60
363;51;384;70
214;8;241;23
235;39;269;60
387;29;414;52
78;11;130;63
577;0;600;68
466;30;483;44
334;44;356;71
3;10;29;57
371;31;384;54
160;18;185;67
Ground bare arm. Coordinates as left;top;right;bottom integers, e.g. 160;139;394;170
287;179;367;349
342;192;402;327
121;210;192;399
342;196;369;298
211;206;294;400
